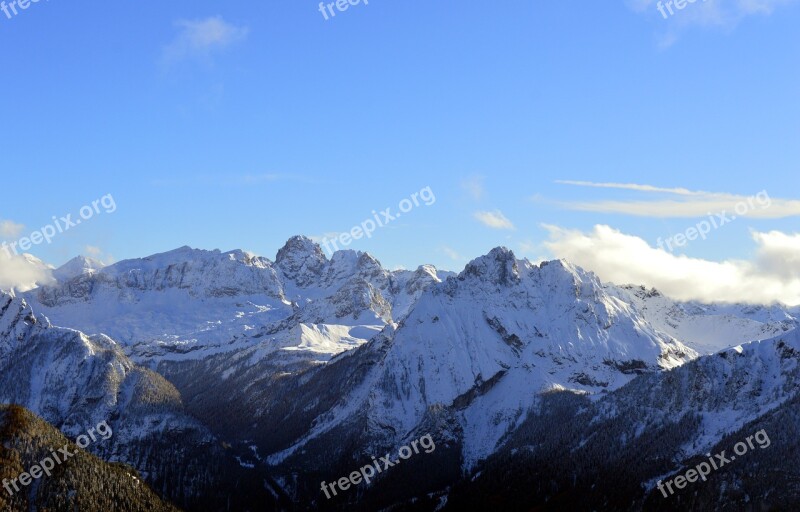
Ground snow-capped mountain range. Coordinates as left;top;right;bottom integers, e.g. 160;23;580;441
25;238;450;364
2;236;798;511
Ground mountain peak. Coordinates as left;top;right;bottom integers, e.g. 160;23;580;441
275;236;327;286
460;246;520;286
534;258;598;292
538;258;580;275
415;264;439;279
53;255;105;282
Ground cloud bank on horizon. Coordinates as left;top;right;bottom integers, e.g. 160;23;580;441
542;180;800;305
543;224;800;306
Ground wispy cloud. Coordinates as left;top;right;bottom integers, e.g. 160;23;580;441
162;16;249;66
461;175;485;201
0;220;24;239
439;245;465;261
555;180;800;219
555;180;705;196
235;174;321;185
151;173;316;187
543;224;800;305
628;0;799;47
474;210;516;230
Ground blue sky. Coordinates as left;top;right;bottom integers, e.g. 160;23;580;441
1;1;799;303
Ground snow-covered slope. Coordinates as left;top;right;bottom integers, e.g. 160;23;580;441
600;326;800;457
367;252;698;466
444;325;800;511
24;239;794;477
0;291;280;510
0;291;208;450
260;249;700;477
616;285;796;354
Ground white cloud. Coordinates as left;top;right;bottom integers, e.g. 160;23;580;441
751;230;800;280
555;181;798;219
0;252;53;292
629;0;797;22
474;210;516;230
628;0;799;46
162;16;249;65
543;224;800;306
461;175;485;201
555;180;704;196
440;245;465;261
0;220;24;239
